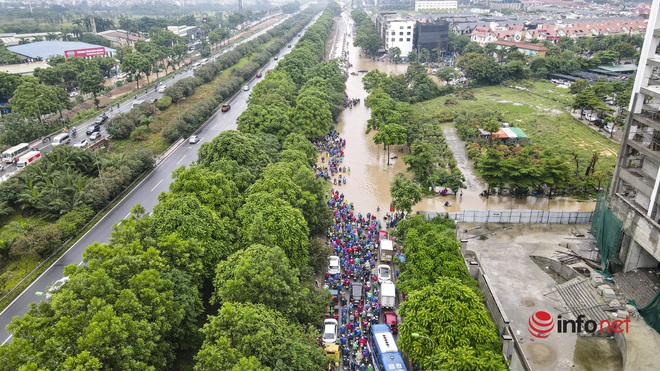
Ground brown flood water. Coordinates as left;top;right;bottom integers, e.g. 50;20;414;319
333;28;595;218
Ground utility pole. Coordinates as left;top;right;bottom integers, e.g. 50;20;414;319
238;0;243;13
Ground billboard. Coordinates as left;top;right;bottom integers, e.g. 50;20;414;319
64;47;107;58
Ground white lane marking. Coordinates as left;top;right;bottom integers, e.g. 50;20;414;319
2;334;12;345
150;179;163;192
211;124;217;130
124;212;131;220
177;155;187;165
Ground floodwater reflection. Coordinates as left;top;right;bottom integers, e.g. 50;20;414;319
334;40;596;217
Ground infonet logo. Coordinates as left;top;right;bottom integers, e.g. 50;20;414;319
528;311;630;338
528;311;555;338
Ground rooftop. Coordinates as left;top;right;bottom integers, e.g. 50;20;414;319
7;41;115;60
493;40;548;51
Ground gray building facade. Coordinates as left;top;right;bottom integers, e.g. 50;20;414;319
413;19;449;56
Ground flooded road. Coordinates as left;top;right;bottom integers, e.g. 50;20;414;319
333;23;596;218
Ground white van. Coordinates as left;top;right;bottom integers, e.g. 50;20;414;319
16;151;41;169
52;133;70;146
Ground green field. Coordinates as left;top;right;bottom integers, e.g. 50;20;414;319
416;82;620;166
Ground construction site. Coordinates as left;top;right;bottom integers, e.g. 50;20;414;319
457;216;660;370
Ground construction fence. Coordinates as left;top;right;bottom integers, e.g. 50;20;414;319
421;210;594;224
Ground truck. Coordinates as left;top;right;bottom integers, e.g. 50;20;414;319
379;238;394;262
16;151;41;169
380;281;396;309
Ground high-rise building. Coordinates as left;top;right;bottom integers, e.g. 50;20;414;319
607;0;660;272
413;19;449;57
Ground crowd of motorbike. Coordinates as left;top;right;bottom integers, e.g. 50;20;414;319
316;133;395;371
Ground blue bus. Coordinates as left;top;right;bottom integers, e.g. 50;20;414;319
369;324;408;371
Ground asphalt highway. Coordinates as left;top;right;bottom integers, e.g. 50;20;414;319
0;14;313;344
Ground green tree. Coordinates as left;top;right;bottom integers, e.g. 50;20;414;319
195;302;325;371
289;93;332;140
237;192;310;268
390;173;422;214
436;67;459;85
77;65;105;108
373;124;407;165
212;244;326;324
572;89;601;117
10;79;69;120
569;79;590;95
398;278;505;371
390;46;402;63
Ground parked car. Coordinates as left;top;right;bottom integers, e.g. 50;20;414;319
322;318;338;345
288;44;292;48
73;139;88;149
256;72;263;78
377;264;391;284
189;135;200;144
221;104;231;112
46;276;70;299
86;124;101;135
328;256;341;275
383;311;398;334
274;56;279;60
243;85;249;91
90;132;101;141
350;281;363;303
69;91;79;98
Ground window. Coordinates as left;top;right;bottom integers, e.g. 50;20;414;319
400;32;403;35
407;26;411;29
400;26;404;29
407;38;410;41
407;32;411;35
391;38;395;42
399;38;403;41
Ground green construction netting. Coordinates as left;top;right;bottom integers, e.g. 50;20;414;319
635;291;660;333
592;190;660;333
590;190;623;269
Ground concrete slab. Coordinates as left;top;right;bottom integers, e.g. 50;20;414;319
459;223;625;371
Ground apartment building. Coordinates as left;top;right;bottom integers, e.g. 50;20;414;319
608;0;660;272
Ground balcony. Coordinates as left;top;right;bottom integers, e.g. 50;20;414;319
628;126;660;158
618;167;654;199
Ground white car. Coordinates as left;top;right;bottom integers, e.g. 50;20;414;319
328;256;341;275
90;132;101;141
322;318;338;345
243;85;249;91
377;264;391;284
46;276;70;299
189;135;200;144
73;139;88;149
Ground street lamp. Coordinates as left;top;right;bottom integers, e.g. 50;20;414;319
410;333;436;348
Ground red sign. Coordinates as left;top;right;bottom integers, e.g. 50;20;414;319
64;47;107;58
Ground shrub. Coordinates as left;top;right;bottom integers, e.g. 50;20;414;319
54;205;95;240
106;115;136;139
156;96;172;110
13;224;63;258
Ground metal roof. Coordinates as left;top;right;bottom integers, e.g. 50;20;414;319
7;41;115;60
509;127;528;139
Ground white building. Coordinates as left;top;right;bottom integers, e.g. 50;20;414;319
414;0;458;11
607;0;660;272
376;15;417;56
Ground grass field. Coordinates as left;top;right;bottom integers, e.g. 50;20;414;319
415;81;620;168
